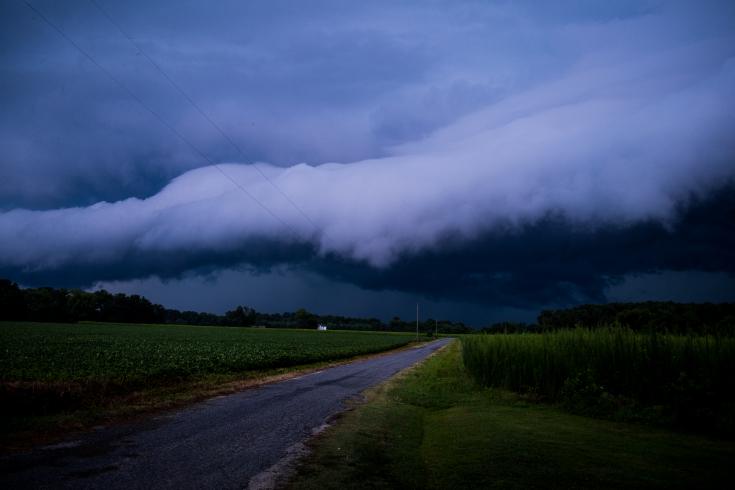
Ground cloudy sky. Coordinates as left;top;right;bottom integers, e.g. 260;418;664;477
1;0;734;325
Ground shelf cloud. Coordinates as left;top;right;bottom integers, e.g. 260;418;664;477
1;0;733;314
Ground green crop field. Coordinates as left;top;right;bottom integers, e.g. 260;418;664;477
0;322;415;382
462;328;735;433
0;321;417;437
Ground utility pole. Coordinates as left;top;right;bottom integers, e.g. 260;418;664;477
435;319;438;337
416;303;419;341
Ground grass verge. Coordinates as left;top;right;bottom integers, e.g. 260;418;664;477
288;340;735;489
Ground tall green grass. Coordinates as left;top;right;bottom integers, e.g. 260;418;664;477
462;328;735;432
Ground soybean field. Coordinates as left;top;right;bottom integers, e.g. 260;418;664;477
0;322;417;428
1;322;416;383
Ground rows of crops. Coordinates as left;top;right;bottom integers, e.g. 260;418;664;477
461;328;735;431
0;322;415;384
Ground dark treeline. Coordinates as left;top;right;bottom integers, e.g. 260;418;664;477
481;302;735;335
6;279;729;335
0;280;166;324
538;302;735;334
0;279;472;333
480;321;540;334
385;316;472;334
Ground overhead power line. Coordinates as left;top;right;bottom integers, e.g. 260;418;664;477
22;0;299;236
89;0;320;233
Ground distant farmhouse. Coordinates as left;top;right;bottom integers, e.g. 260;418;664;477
317;324;328;331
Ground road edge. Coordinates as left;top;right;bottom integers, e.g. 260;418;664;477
247;338;455;490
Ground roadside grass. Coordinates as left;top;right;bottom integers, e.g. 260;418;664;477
0;321;420;451
288;340;735;489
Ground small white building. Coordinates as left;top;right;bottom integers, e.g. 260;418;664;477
317;324;328;331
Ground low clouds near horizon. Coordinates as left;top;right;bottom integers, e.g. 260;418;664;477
1;0;734;317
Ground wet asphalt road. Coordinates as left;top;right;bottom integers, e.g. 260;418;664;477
0;338;451;489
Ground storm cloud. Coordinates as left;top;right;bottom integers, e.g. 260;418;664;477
1;0;734;317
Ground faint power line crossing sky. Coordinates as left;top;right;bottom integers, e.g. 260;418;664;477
23;0;306;239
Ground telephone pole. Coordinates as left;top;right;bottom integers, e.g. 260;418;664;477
416;303;419;341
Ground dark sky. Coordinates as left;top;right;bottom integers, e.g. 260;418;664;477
1;0;734;325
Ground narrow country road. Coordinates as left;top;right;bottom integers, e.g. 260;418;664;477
0;338;452;489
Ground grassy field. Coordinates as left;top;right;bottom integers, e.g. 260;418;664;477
289;341;735;489
0;321;417;443
462;328;735;433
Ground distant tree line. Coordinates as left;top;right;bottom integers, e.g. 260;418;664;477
537;302;735;335
0;279;472;333
480;302;735;335
479;321;540;334
385;316;472;334
8;279;727;334
0;280;167;324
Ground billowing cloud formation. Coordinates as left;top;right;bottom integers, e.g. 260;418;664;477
1;0;734;309
2;50;734;273
2;0;732;208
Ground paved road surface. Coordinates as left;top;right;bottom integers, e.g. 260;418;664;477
1;338;451;489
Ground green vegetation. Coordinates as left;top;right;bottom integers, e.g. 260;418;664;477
290;341;735;489
462;328;735;433
0;322;416;382
0;321;416;440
